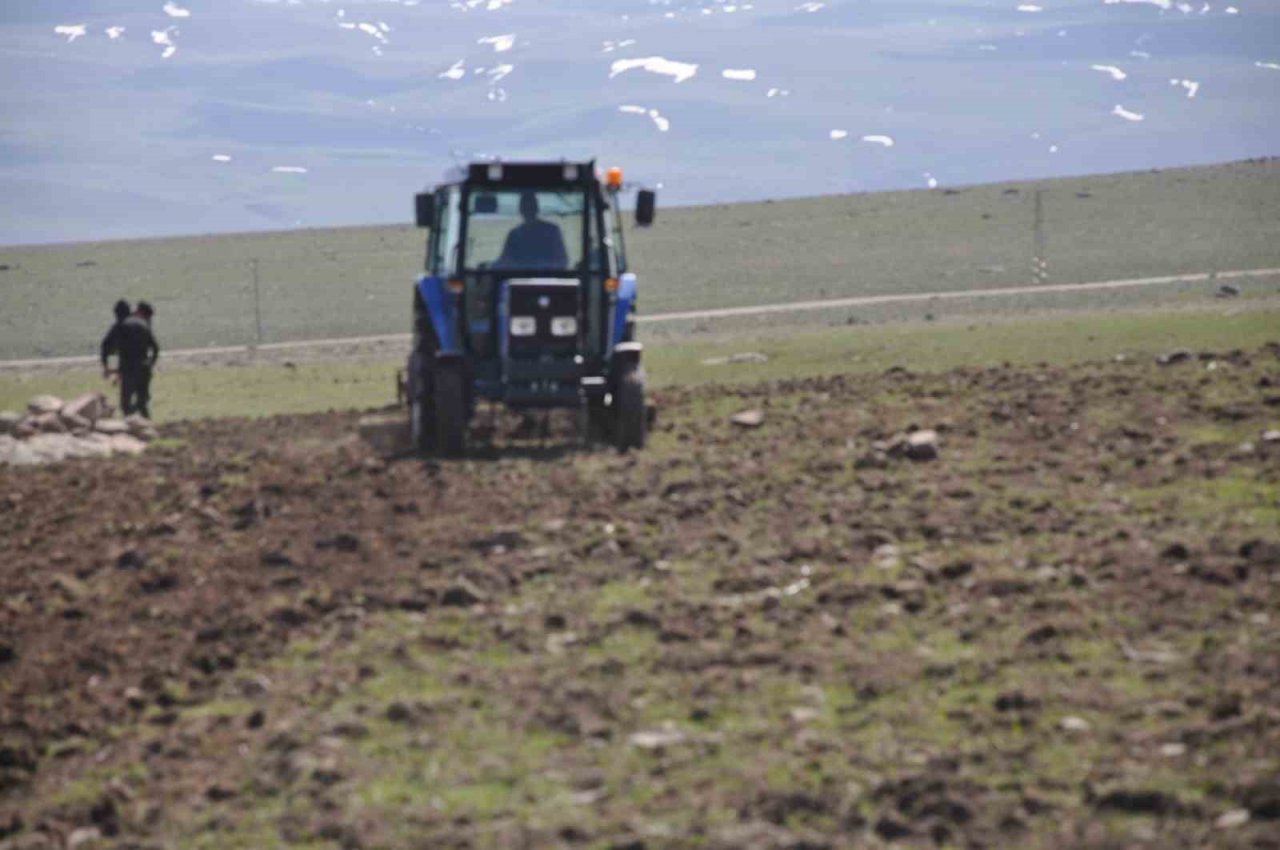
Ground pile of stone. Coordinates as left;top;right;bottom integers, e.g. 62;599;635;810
0;393;157;466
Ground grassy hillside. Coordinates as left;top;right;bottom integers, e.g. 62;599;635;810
1;159;1277;360
2;305;1276;423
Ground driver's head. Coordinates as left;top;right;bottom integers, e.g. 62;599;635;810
519;191;539;221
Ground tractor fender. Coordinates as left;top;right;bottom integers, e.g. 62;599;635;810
612;341;643;372
416;275;461;354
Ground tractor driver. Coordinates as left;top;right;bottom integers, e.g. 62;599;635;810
495;191;569;270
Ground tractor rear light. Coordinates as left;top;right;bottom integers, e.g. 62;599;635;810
563;163;580;181
603;277;619;293
510;316;536;336
487;163;503;181
447;277;464;293
550;316;577;337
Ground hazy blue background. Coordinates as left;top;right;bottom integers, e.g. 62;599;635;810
1;0;1277;245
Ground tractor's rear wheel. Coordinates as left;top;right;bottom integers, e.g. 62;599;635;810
411;395;430;453
433;364;467;457
408;353;433;454
614;365;646;452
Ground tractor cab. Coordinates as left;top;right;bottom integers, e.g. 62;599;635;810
409;160;656;456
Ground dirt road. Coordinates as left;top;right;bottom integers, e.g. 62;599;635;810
1;345;1278;848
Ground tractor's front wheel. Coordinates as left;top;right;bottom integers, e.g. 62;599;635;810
433;364;468;457
614;365;646;452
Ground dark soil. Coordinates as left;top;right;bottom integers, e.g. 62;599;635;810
2;345;1278;848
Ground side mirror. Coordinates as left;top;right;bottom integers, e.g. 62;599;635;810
635;189;656;227
475;193;499;214
415;193;435;229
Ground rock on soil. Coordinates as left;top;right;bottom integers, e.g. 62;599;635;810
31;412;67;434
0;436;39;466
629;724;688;749
109;434;148;456
904;429;940;460
730;409;766;428
1;413;149;468
0;393;145;466
1157;348;1195;365
67;827;101;848
881;429;940;461
33;434;114;462
62;392;110;423
60;411;92;433
26;395;62;415
125;415;158;442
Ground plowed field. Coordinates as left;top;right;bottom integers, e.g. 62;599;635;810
2;345;1279;849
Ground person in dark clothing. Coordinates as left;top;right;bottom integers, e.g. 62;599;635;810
496;192;569;270
101;302;160;418
100;299;131;371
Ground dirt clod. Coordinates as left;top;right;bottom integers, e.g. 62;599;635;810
1094;788;1184;815
115;550;146;570
441;579;486;607
993;691;1039;713
315;533;359;553
874;816;913;840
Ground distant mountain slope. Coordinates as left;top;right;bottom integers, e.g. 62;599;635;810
1;0;1277;244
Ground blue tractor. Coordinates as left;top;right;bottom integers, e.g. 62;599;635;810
408;160;656;456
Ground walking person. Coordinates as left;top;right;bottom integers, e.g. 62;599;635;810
100;301;160;418
99;298;131;398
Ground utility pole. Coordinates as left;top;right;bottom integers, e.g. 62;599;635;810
1032;189;1048;284
251;258;263;346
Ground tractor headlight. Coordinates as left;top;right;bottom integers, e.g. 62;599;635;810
510;316;536;337
551;317;578;337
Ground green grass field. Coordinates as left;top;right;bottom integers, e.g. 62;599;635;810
3;305;1276;422
1;159;1277;359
